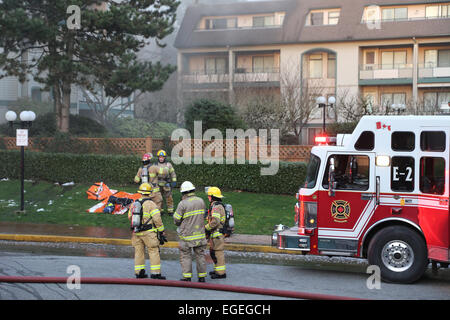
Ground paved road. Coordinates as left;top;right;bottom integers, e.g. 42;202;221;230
0;248;449;300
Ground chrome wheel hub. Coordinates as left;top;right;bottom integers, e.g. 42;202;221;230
381;240;414;272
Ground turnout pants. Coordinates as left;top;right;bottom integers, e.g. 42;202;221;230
210;235;226;275
161;187;174;214
132;231;161;275
179;240;207;279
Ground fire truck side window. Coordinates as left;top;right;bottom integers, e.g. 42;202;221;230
355;131;374;151
420;131;446;152
420;157;445;195
322;155;370;191
391;156;415;192
391;131;415;151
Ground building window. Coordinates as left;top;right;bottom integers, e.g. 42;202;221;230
423;92;450;112
307;127;323;145
424;49;450;67
31;87;42;102
205;17;237;30
205;57;227;74
420;157;445;195
382;7;408;21
310;12;324;25
253;15;274;27
252;56;274;73
381;93;406;109
391;156;415;192
381;50;407;69
327;54;336;79
309;54;323;78
426;5;450;18
328;11;340;25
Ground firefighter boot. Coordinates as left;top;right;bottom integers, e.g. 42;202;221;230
150;274;166;280
210;273;226;279
136;269;148;279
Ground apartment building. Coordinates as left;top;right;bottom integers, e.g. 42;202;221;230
174;0;450;144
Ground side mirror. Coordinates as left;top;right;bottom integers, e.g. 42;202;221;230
328;157;336;197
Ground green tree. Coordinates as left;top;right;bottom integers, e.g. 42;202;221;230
0;0;179;133
184;99;245;135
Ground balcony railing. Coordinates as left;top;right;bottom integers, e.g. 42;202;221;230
418;63;450;78
233;67;280;83
181;68;280;86
360;64;413;80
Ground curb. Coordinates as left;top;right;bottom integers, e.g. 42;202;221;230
0;233;301;255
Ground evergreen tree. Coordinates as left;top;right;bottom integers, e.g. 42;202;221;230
0;0;179;132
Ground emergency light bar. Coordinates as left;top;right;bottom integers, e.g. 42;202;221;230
314;135;336;145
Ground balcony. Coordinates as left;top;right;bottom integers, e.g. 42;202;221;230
180;68;280;89
359;64;413;85
419;64;450;84
233;67;280;87
181;71;230;89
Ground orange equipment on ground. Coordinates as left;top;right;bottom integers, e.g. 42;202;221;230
86;182;140;215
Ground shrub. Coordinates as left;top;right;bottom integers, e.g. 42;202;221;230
0;150;307;194
184;99;245;135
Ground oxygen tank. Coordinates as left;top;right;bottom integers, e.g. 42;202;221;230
141;167;149;184
131;201;142;232
225;204;234;228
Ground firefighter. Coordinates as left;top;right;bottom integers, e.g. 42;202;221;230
128;183;166;280
155;149;177;215
205;186;227;279
173;181;207;282
134;153;162;210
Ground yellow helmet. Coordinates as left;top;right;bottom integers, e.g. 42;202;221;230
157;150;167;157
138;183;152;195
207;186;224;198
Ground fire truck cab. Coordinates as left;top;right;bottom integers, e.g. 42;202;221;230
273;115;450;283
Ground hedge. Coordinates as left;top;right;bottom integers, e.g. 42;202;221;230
0;150;307;194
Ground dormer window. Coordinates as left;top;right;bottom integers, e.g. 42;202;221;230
306;9;340;26
253;15;275;27
204;17;237;30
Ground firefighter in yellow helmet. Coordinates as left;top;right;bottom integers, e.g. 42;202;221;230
155;149;177;215
128;183;166;279
205;186;226;279
173;181;207;282
134;153;162;210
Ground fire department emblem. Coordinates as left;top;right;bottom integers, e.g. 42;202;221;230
331;200;351;223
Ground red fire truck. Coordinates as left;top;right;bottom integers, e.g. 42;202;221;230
273;115;450;283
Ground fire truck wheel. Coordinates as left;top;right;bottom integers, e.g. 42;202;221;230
367;225;428;284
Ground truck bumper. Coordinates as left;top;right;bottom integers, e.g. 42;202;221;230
272;226;310;251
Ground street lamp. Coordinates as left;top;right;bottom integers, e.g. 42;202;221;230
5;110;36;213
391;103;406;115
440;102;450;114
316;96;335;133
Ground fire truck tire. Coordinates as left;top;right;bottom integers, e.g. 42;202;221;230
367;225;428;284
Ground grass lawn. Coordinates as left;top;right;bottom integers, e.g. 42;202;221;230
0;179;296;235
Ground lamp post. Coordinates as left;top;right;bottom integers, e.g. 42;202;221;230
5;110;36;213
316;96;336;133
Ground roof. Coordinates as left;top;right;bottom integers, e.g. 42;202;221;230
174;0;450;49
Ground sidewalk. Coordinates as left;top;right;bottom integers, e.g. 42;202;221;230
0;222;291;254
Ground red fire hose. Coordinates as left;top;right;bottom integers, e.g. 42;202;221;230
0;275;361;300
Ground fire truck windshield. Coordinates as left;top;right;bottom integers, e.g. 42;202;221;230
304;154;321;189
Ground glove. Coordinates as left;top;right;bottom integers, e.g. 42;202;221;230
170;181;176;188
158;232;168;245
